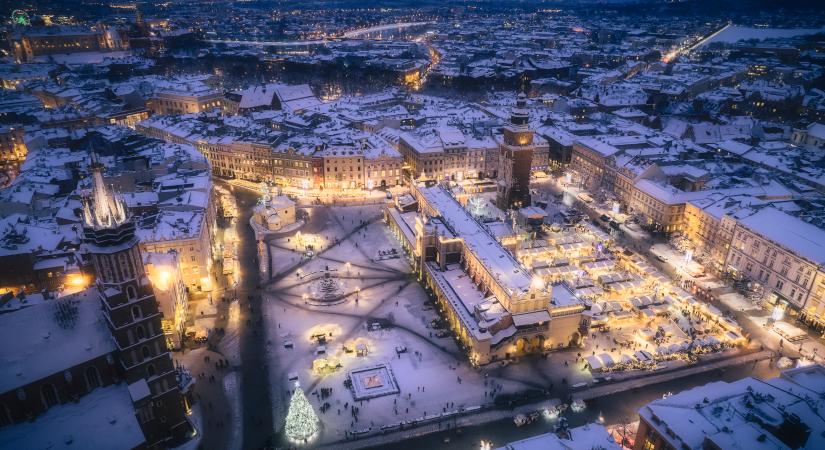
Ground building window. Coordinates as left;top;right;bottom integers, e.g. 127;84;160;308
136;325;146;340
0;403;12;427
126;285;137;300
146;364;157;378
142;345;151;360
132;305;142;320
85;366;102;391
41;383;59;409
137;405;154;423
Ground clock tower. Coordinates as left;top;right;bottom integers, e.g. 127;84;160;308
496;93;534;210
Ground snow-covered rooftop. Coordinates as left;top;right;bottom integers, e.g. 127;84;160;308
0;288;115;394
0;384;145;450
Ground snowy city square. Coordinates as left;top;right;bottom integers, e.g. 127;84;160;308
3;2;825;450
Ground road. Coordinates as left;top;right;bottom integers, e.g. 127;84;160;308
226;185;274;449
661;22;731;62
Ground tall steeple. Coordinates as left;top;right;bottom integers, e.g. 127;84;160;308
81;158;191;445
82;159;128;230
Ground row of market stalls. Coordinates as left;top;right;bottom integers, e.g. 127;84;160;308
582;279;748;373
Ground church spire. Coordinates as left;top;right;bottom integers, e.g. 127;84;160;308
82;156;128;230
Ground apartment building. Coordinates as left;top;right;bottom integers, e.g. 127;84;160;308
320;148;364;190
725;207;824;318
398;126;499;182
138;210;213;292
364;148;403;189
570;137;620;191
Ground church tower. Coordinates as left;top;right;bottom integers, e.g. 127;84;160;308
82;161;190;446
496;93;535;210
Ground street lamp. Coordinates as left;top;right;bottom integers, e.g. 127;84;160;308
355;286;360;302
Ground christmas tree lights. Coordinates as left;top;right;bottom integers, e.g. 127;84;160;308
285;383;319;444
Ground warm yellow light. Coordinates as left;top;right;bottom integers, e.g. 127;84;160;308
531;275;545;291
67;274;88;288
148;267;172;291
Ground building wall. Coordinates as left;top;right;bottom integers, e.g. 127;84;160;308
0;127;27;178
13;33;103;62
140;225;211;292
144;253;188;350
364;154;403;188
322;154;363;189
683;203;732;272
150;92;223;115
627;186;685;233
725;223;817;311
398;136;496;182
570;141;608;191
632;417;675;450
0;353;119;427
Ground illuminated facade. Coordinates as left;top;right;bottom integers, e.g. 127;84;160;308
385;183;587;365
9;27;128;63
144;251;188;350
150;90;224;115
725;209;820;317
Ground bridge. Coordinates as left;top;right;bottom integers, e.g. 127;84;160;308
205;21;432;48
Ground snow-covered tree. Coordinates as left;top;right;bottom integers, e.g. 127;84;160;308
285;384;319;443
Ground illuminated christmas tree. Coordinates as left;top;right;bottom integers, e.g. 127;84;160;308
285;383;319;443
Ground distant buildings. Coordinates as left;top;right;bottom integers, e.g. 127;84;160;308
9;26;130;63
136;95;406;191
